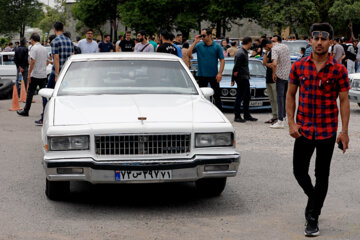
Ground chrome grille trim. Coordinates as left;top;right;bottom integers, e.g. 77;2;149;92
95;134;191;156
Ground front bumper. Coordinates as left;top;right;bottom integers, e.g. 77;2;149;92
43;154;240;184
349;89;360;103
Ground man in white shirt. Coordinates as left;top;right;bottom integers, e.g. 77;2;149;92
17;33;49;117
78;29;99;54
134;30;154;52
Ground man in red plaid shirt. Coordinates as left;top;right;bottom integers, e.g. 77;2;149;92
287;23;350;237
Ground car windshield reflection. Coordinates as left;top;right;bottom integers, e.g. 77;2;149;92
58;60;198;96
221;59;266;77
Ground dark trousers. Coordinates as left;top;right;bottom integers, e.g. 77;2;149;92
293;135;336;217
23;77;47;113
234;79;250;118
198;76;223;111
41;72;55;120
16;67;28;96
276;78;288;121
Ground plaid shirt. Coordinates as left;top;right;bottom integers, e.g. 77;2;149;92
289;54;349;140
51;34;74;74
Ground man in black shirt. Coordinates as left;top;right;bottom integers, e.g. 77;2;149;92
232;37;257;122
157;30;178;56
262;38;278;124
98;34;114;52
119;31;135;52
13;37;29;95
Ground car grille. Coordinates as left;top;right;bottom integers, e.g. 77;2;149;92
95;134;191;155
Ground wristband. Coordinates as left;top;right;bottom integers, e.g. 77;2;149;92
340;131;348;135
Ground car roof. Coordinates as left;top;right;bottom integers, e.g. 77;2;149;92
69;52;181;62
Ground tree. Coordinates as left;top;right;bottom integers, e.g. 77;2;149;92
38;6;66;37
0;0;43;37
259;0;319;36
72;0;123;41
329;0;360;40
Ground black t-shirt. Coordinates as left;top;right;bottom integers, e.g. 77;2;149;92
119;39;135;52
156;43;178;56
265;51;273;84
98;42;114;52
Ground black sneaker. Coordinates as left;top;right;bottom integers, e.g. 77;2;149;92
244;116;258;121
35;119;43;126
305;217;320;237
234;116;246;123
17;110;29;116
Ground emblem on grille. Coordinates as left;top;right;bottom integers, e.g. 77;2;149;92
138;117;147;124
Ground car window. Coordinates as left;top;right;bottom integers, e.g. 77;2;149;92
221;60;266;77
1;55;15;65
283;41;308;56
58;60;198;96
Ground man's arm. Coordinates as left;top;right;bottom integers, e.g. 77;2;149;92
217;58;225;83
27;58;35;84
54;54;60;82
187;35;200;57
272;59;277;82
337;91;350;153
286;82;301;138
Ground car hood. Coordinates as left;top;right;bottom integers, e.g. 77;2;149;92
220;75;266;88
53;95;225;126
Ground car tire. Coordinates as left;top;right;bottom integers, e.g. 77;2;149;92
45;179;70;200
195;177;227;197
0;78;14;99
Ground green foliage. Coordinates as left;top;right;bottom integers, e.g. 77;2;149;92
0;0;43;37
259;0;319;35
38;6;66;35
329;0;360;37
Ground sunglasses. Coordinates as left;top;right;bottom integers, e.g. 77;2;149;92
312;31;330;40
200;34;207;38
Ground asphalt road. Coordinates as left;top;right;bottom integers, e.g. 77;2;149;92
0;95;360;240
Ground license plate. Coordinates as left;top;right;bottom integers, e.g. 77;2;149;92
115;170;172;181
249;101;263;107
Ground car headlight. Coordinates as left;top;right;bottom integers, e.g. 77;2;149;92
351;78;360;90
48;136;89;151
230;89;237;96
264;88;269;96
221;88;229;96
195;133;233;147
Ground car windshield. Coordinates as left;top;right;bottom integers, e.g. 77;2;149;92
283;41;308;56
58;60;198;96
0;54;15;65
221;60;266;77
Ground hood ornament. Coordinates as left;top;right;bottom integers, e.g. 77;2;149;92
138;117;147;124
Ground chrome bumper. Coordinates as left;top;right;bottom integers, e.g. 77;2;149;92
43;154;240;184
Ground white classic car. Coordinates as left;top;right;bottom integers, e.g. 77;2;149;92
39;53;240;200
349;73;360;107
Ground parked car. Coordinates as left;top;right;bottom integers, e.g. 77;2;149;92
191;57;271;110
283;40;308;62
348;73;360;107
0;52;16;99
39;52;240;200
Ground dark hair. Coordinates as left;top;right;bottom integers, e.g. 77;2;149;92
20;37;26;46
160;30;170;40
48;34;56;42
300;47;306;54
76;36;81;41
242;37;252;45
104;34;110;38
30;33;40;42
137;30;146;37
176;33;182;37
118;35;123;39
182;42;189;48
334;37;340;43
53;22;64;31
64;31;71;39
202;28;212;36
255;38;260;42
126;30;131;34
86;29;93;33
309;23;334;40
261;35;267;39
9;42;13;46
169;33;175;41
231;41;237;47
261;38;272;48
273;35;282;43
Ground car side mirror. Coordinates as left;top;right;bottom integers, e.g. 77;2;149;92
39;88;54;99
200;87;214;99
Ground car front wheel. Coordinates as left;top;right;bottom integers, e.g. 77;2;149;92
195;177;227;197
45;179;70;200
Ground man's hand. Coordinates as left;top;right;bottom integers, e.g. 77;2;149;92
19;67;24;73
272;73;277;82
336;132;349;153
233;72;238;77
27;73;31;83
289;122;301;139
216;73;222;83
231;81;235;86
194;35;201;44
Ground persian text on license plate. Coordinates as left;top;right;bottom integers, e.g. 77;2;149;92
115;170;172;181
249;101;263;107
